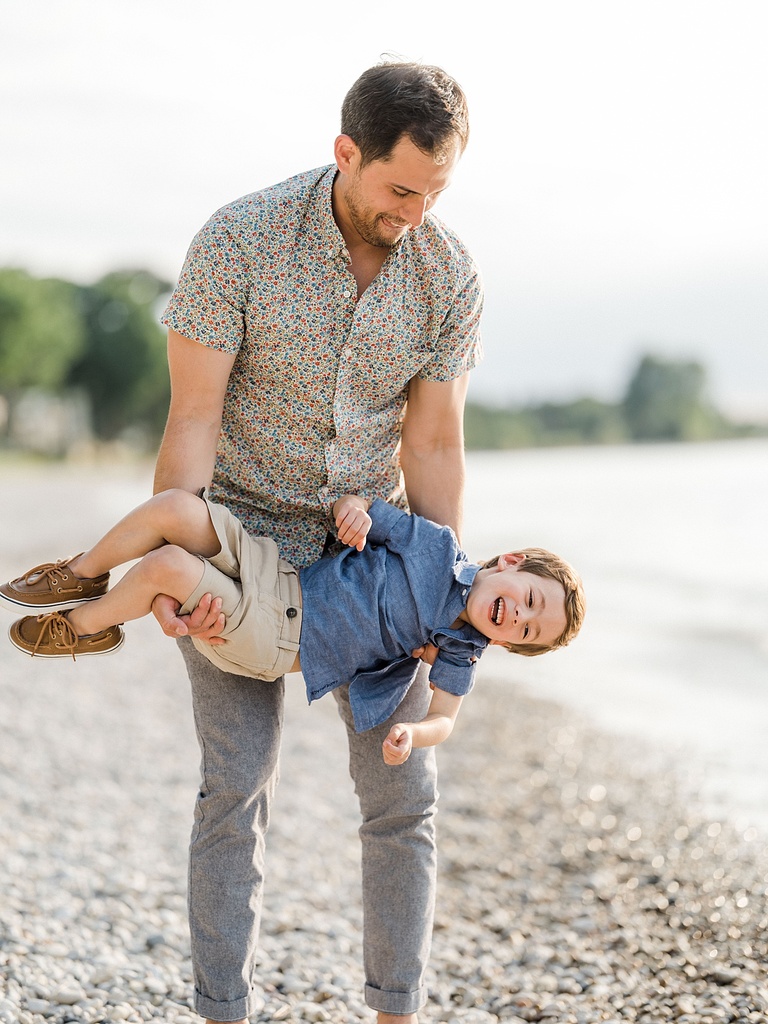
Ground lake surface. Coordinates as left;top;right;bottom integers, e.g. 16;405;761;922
462;438;768;831
1;440;765;831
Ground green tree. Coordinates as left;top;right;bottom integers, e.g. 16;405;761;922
0;268;84;391
67;270;171;445
622;354;722;441
533;397;627;445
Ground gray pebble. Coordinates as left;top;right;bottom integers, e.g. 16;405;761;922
1;472;768;1024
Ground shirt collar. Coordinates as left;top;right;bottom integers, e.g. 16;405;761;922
453;559;480;587
312;166;349;260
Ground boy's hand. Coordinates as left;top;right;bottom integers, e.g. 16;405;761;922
383;723;414;765
334;495;372;551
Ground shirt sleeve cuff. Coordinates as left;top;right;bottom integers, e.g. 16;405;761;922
367;498;408;544
429;657;476;697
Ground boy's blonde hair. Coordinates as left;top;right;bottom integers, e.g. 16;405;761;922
482;548;585;657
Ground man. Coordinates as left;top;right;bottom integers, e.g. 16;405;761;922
153;60;483;1024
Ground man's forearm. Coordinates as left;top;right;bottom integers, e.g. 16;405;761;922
400;441;466;537
399;372;469;537
153;415;221;495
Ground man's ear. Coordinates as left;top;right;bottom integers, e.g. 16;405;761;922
334;134;360;175
496;551;527;571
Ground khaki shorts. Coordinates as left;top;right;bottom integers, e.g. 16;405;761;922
179;494;302;681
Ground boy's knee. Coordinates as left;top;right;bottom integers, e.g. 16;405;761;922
142;544;191;582
152;486;199;522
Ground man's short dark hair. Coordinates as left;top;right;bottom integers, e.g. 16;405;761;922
341;59;470;167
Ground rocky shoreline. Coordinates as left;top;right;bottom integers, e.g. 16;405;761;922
1;612;767;1024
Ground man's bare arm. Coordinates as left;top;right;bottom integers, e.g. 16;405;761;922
154;329;236;495
399;372;470;538
152;329;237;640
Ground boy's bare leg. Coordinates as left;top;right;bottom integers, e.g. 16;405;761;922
67;545;207;637
69;489;220;581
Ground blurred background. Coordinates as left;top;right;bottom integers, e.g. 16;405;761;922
1;1;767;828
1;0;766;457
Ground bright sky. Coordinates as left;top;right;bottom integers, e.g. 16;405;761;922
2;0;766;415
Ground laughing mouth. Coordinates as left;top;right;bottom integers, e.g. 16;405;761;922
492;597;504;625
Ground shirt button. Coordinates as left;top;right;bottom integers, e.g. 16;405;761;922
286;607;298;619
343;347;353;358
343;289;352;298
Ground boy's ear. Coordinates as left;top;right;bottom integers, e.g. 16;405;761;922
497;551;527;571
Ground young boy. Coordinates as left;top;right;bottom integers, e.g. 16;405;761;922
0;490;585;764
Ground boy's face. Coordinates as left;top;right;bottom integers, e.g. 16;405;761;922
459;553;567;649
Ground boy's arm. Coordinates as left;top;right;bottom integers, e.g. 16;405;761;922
382;686;463;766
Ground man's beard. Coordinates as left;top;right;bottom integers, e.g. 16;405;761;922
344;178;408;249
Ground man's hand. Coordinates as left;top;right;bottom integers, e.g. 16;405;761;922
333;495;372;551
410;642;439;666
152;592;227;644
383;723;414;765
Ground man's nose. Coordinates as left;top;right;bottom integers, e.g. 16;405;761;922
400;194;429;227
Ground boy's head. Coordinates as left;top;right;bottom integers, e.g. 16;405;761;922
460;548;585;657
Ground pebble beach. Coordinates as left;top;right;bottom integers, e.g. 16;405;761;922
1;461;767;1024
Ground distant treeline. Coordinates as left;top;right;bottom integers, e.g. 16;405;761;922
0;267;171;455
0;266;763;457
464;355;765;450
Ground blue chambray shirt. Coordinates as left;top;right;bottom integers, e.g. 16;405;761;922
298;499;489;732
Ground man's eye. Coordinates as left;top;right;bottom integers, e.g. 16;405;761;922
393;189;408;198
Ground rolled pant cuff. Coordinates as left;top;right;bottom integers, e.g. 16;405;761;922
365;983;428;1015
194;988;254;1022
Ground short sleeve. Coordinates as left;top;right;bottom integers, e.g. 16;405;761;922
418;269;484;383
161;205;252;354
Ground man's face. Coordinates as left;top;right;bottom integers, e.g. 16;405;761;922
338;134;460;248
460;554;568;649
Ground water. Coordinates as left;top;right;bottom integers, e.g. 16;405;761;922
2;441;766;830
462;438;768;831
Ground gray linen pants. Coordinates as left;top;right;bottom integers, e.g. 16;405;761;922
178;638;438;1022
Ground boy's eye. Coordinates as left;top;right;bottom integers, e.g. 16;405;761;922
523;624;529;639
528;589;533;608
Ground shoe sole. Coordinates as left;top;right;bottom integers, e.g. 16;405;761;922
8;626;125;659
0;592;105;615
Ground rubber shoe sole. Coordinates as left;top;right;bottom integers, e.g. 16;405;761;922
0;559;109;615
9;617;125;659
0;590;107;614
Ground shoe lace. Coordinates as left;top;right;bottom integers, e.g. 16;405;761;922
23;558;73;586
34;612;79;661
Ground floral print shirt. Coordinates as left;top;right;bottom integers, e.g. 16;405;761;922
162;164;483;567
